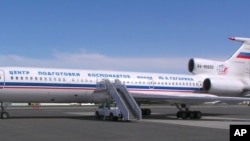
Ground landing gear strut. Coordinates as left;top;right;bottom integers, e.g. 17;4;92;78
1;102;10;119
175;104;202;119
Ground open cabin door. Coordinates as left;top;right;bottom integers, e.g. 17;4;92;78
0;70;5;89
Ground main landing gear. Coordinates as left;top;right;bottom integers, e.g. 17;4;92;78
141;108;151;115
1;102;10;119
175;104;202;120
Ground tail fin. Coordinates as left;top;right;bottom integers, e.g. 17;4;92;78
227;37;250;62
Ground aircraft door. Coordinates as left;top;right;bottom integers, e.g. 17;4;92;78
96;78;106;89
0;70;5;89
148;80;154;89
246;63;250;78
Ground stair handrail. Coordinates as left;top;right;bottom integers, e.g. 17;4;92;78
114;79;142;120
104;79;130;120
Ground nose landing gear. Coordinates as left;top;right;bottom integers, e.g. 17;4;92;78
1;102;10;119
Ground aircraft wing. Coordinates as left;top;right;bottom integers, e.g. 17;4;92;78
131;92;250;105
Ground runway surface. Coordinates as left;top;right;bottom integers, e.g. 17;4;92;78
1;105;250;141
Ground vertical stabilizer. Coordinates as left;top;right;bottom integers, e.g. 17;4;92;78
227;37;250;62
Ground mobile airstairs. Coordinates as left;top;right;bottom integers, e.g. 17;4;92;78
97;79;142;121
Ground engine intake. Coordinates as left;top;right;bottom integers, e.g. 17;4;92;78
188;58;195;73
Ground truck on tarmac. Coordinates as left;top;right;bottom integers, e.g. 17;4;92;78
95;102;123;121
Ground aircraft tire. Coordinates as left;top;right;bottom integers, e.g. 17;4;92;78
1;112;9;119
194;111;202;119
142;108;151;115
176;111;182;118
145;109;151;115
188;111;195;119
176;111;202;120
180;111;188;119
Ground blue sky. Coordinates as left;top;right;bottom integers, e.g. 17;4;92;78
0;0;249;74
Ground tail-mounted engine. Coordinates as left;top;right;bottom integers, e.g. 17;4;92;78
188;58;227;75
203;78;244;95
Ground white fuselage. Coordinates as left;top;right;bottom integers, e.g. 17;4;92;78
0;67;205;103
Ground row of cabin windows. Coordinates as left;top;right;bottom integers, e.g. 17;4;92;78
10;76;201;87
10;76;94;83
123;81;201;86
10;76;67;82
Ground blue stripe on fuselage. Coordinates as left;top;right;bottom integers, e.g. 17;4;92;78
4;82;95;88
126;85;199;91
1;82;200;91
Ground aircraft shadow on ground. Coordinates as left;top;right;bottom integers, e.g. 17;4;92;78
141;112;250;122
8;112;250;122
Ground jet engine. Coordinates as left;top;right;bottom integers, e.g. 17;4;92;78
188;58;225;75
203;78;244;96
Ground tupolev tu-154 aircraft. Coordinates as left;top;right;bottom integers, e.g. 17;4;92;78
1;36;250;120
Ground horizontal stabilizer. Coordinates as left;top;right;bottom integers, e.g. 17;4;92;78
229;37;250;43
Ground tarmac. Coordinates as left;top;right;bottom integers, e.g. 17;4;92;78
1;105;250;141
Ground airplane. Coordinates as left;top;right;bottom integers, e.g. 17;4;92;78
1;36;250;120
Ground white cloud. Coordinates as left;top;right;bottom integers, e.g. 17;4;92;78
0;50;193;74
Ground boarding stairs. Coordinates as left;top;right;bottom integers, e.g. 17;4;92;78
103;79;142;121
